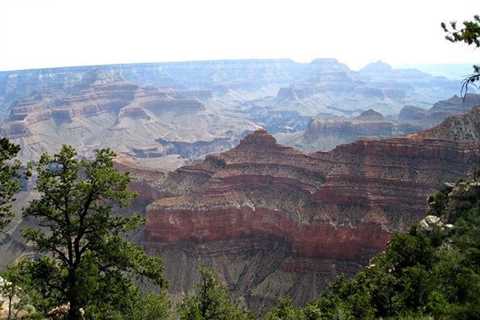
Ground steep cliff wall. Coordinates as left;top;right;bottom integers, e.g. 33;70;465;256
143;125;480;309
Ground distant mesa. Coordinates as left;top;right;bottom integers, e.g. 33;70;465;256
410;106;480;141
399;105;427;122
354;109;384;121
283;109;417;152
429;93;480;115
398;93;480;128
359;60;393;73
309;58;350;72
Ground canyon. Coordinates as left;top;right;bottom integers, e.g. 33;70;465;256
398;93;480;129
141;107;480;309
277;109;421;151
279;93;480;152
0;60;470;168
0;79;257;168
1;60;479;312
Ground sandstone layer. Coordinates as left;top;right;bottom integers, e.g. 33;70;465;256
277;109;421;152
0;80;257;167
144;110;480;308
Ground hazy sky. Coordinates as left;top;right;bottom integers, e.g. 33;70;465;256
1;0;479;71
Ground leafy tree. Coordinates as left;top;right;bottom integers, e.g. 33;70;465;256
0;138;21;230
20;145;168;319
442;15;480;95
178;267;253;320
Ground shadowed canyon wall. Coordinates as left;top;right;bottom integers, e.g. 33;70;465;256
142;109;480;308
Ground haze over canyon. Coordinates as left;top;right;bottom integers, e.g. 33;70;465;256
1;58;479;311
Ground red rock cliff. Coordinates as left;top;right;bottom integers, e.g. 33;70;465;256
142;125;480;308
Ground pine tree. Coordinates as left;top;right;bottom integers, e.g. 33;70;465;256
21;145;168;319
442;15;480;95
0;138;21;231
179;267;253;320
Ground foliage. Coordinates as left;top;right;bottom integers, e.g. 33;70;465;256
264;298;306;320
441;15;480;95
19;145;168;320
0;262;42;320
263;173;480;319
178;267;253;320
0;138;21;230
129;291;172;320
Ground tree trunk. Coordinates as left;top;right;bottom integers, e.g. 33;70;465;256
66;297;82;320
7;295;13;320
66;269;82;320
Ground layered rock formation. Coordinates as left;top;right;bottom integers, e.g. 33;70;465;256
410;106;480;141
282;92;480;153
399;93;480;128
277;109;421;152
143;113;480;308
1;60;461;118
0;60;467;169
271;60;459;116
0;80;257;167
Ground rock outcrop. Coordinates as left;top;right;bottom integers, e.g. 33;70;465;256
398;93;480;128
284;93;480;153
0;80;256;167
278;110;421;152
143;119;480;309
271;61;460;117
1;59;462;118
354;109;385;121
399;105;427;122
410;106;480;141
0;60;478;313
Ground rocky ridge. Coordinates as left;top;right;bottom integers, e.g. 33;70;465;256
409;105;480;141
399;93;480;128
277;109;420;152
143;110;480;308
1;60;461;117
0;80;257;166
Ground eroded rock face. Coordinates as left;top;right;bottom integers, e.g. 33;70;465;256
143;124;480;309
279;110;421;152
410;106;480;141
354;109;385;121
272;61;460;117
1;60;462;121
0;80;257;167
398;93;480;128
399;105;427;122
280;91;480;153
